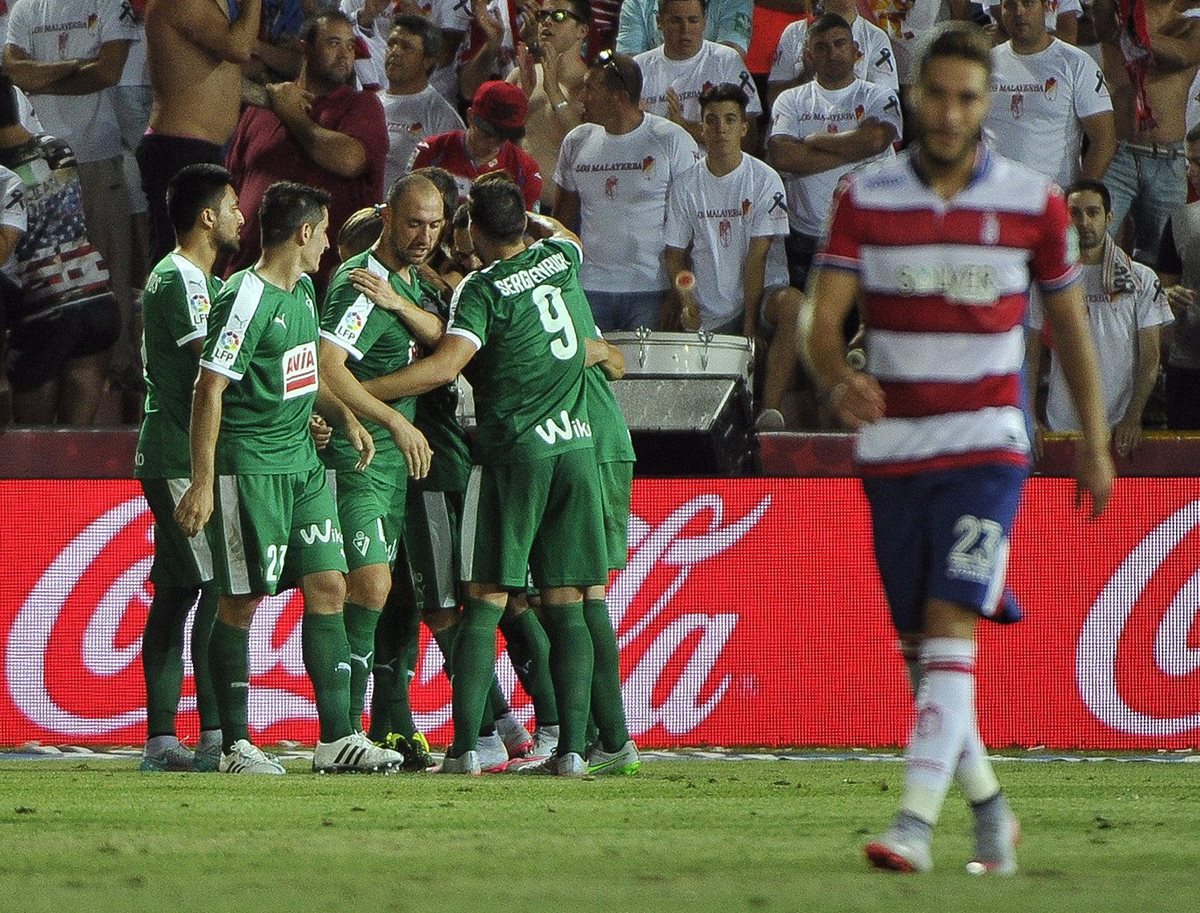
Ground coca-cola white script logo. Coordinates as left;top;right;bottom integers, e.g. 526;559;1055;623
5;490;771;739
1076;498;1200;736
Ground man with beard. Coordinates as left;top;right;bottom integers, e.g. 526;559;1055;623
225;10;388;295
316;172;437;740
806;22;1112;873
175;181;403;775
1027;179;1171;456
136;164;244;772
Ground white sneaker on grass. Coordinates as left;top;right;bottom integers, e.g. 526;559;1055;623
434;750;482;775
140;737;195;772
312;731;403;774
514;751;587;777
587;740;640;775
219;739;286;775
495;712;533;757
476;733;511;772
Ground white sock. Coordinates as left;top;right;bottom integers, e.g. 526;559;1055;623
901;637;976;826
904;644;999;805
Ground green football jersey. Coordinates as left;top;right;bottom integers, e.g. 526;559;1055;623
447;237;594;465
318;250;424;473
200;269;321;475
586;358;636;465
135;253;222;479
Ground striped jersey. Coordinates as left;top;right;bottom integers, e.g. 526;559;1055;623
815;146;1079;475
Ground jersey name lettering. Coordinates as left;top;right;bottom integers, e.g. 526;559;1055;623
493;252;571;297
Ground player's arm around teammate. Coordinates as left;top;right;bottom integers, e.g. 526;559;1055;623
318;343;431;479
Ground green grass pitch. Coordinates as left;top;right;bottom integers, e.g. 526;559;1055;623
0;756;1196;912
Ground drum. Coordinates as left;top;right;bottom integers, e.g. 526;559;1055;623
606;330;754;387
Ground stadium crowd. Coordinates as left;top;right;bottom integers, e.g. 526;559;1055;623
0;0;1194;431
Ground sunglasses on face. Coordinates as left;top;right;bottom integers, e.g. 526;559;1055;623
536;8;582;23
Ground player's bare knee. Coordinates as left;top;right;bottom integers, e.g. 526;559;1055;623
218;595;259;628
346;564;391;610
423;607;460;633
301;570;347;614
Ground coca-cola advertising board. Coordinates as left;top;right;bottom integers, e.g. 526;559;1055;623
1;478;1197;749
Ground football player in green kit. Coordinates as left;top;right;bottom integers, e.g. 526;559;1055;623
136;164;241;772
364;179;611;775
316;173;439;743
175;181;405;775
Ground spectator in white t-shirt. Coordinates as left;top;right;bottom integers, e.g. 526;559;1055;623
1026;180;1172;457
988;0;1082;45
767;0;899;112
554;51;700;331
378;15;465;194
767;13;901;291
983;0;1115;190
665;82;804;430
634;0;761;149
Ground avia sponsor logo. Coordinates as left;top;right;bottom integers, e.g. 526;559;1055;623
895;264;998;304
534;409;592;445
492;251;571;297
281;342;318;399
1077;499;1200;737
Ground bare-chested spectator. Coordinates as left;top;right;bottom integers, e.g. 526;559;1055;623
378;16;465;193
1094;0;1200;264
5;0;140;379
225;9;389;294
138;0;262;265
508;0;590;210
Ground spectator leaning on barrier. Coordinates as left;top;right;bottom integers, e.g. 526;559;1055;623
1026;179;1172;458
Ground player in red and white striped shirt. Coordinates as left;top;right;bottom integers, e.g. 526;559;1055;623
807;21;1112;877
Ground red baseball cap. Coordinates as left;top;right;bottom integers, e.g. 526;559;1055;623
472;80;528;132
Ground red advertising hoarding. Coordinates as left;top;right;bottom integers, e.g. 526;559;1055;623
1;478;1197;749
